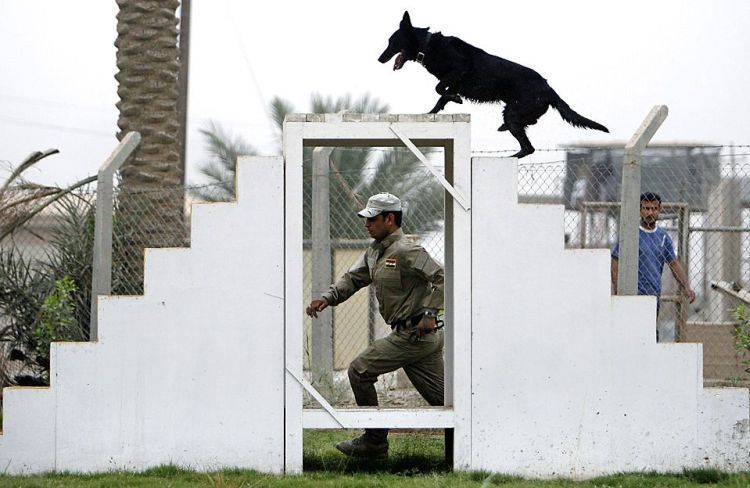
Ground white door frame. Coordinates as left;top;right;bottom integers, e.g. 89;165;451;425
283;114;472;473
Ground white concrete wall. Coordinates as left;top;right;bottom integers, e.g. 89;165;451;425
1;121;748;478
0;387;55;473
471;157;749;478
0;156;286;474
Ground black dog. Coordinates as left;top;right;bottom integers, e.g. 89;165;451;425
378;11;609;158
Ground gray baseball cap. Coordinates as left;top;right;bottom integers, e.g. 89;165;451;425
357;192;402;218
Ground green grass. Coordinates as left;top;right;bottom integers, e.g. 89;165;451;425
0;430;748;487
302;429;449;475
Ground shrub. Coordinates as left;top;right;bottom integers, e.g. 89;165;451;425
731;304;750;373
0;196;94;386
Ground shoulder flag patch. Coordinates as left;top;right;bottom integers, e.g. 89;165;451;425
384;258;398;269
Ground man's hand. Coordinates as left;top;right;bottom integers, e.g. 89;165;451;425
683;288;696;304
669;261;695;304
416;315;437;337
306;298;329;318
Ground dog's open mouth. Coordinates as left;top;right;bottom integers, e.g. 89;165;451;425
393;50;406;70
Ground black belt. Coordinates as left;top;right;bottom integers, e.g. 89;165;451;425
390;314;424;330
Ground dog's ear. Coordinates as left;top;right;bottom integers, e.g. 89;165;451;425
400;11;412;29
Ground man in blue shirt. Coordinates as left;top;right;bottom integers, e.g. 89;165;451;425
611;192;695;314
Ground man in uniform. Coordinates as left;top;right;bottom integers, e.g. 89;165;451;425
306;192;445;458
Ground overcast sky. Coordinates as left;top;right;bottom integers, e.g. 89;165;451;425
1;0;749;187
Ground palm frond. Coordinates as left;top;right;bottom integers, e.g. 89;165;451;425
199;121;257;168
0;175;97;243
0;149;59;197
270;96;296;132
192;122;257;200
309;92;387;115
353;148;445;235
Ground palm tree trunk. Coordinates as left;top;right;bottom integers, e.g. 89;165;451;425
114;0;186;293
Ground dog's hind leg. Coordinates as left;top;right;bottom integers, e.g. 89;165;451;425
502;104;541;158
506;122;535;158
500;119;539;131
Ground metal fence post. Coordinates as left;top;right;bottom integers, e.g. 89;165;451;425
617;106;668;295
706;178;742;321
311;147;334;391
90;132;141;340
676;204;690;340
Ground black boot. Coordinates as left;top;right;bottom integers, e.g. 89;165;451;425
335;432;389;459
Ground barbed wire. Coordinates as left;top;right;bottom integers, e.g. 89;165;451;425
186;151;750;189
518;160;568;167
314;144;750;153
474;145;750;153
6;148;746;194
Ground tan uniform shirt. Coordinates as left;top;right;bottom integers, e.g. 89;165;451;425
321;228;444;324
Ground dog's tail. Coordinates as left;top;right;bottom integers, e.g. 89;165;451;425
550;91;609;133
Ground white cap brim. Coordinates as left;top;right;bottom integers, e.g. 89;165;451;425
357;208;381;218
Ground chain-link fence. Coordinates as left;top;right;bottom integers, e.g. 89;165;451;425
0;183;224;391
302;147;446;405
305;143;750;400
516;144;750;386
3;143;749;404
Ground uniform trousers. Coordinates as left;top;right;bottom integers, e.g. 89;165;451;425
347;325;444;441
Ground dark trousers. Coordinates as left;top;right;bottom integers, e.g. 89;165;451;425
347;327;444;441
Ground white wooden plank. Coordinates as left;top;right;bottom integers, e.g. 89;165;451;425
283;122;305;474
299;121;467;142
390;124;470;210
285;117;472;472
286;367;343;428
303;408;455;429
449;125;472;470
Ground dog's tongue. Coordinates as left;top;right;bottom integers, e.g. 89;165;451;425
393;51;405;71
